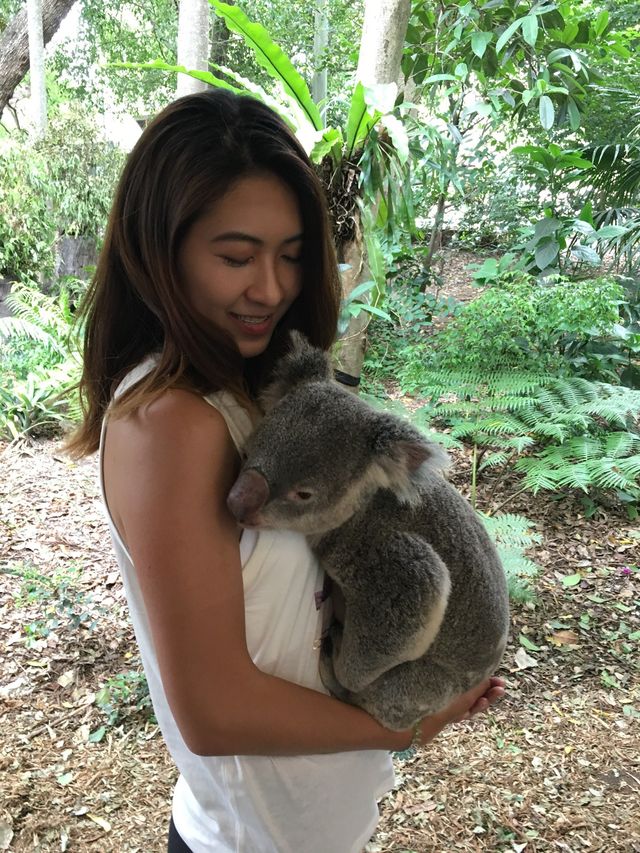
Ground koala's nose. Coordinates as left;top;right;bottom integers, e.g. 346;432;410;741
227;469;270;523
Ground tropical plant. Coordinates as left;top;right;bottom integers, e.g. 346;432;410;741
0;281;82;438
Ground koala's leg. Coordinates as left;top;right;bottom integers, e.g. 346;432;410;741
353;656;463;731
331;533;451;695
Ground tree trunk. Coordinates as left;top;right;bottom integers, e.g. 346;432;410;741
422;192;447;283
176;0;211;97
356;0;411;87
335;0;411;385
0;0;75;118
26;0;46;138
311;0;328;126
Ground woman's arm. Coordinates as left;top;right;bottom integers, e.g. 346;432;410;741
103;389;503;756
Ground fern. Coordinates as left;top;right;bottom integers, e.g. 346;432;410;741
0;283;82;439
481;513;542;603
417;369;640;509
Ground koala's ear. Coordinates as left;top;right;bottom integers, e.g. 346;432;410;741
260;330;333;412
370;415;450;499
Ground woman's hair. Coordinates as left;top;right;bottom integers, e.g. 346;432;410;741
67;90;341;457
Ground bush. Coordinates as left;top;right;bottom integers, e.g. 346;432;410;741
427;274;630;380
0;110;124;283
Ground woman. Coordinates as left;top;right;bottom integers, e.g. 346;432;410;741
68;90;505;853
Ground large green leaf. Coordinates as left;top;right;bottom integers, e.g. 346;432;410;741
114;60;243;94
310;127;344;165
210;1;322;131
345;82;377;159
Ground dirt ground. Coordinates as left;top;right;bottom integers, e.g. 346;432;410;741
1;249;639;852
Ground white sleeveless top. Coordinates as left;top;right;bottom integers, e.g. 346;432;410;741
99;359;394;853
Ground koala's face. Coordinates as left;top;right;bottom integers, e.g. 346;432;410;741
228;383;379;535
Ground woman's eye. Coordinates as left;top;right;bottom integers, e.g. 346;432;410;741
283;255;302;264
221;256;251;267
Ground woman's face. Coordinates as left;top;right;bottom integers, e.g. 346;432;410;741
178;171;304;358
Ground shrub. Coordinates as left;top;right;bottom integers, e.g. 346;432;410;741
425;274;631;381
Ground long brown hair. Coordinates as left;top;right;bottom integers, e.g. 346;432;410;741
66;90;340;457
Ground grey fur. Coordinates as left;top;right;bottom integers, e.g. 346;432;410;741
227;332;510;730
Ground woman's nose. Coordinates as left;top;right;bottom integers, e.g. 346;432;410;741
246;259;284;306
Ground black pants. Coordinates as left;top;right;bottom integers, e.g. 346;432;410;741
168;817;192;852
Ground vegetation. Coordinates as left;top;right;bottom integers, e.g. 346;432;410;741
1;3;639;848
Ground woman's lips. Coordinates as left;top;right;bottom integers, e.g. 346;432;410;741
229;313;274;336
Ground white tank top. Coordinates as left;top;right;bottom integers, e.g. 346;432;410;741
98;359;394;853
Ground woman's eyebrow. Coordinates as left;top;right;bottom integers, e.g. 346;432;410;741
211;231;304;245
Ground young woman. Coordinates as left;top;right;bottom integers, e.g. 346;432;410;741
68;91;505;853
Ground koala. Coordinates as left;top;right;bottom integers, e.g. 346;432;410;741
227;332;510;731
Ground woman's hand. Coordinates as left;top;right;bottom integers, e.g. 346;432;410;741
413;676;506;747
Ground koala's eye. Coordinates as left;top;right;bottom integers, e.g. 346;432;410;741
286;488;316;502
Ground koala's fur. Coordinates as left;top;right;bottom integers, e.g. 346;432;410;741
227;332;510;730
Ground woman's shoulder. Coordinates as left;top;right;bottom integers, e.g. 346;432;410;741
109;387;237;469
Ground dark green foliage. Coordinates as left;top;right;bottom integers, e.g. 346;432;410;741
424;274;635;383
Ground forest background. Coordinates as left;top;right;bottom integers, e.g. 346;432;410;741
0;1;639;851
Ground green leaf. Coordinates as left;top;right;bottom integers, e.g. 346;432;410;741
89;726;106;743
567;97;581;131
114;60;243;95
423;74;459;84
496;17;525;54
345;82;375;158
594;225;629;240
594;9;609;37
539;95;555;130
534;239;559;270
210;1;322;130
579;200;594;227
455;62;468;79
519;634;541;651
522;15;539;47
356;303;393;322
562;573;582;587
547;47;572;63
534;217;561;239
570;245;601;265
379;114;409;163
345;280;376;302
471;31;493;58
310;127;343;165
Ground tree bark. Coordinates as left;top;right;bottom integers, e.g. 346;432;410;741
27;0;46;137
0;0;76;118
356;0;411;87
176;0;211;97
